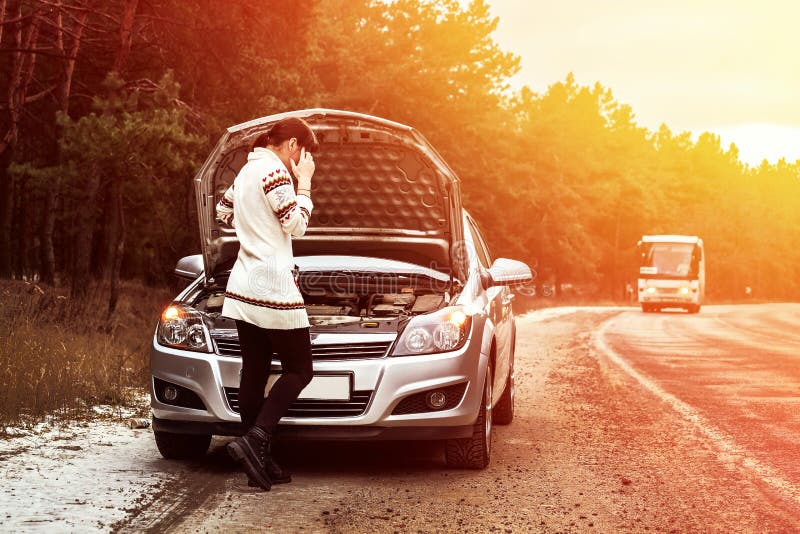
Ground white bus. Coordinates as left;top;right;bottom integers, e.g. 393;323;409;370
637;235;705;313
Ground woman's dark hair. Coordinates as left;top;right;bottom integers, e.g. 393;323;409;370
252;117;319;152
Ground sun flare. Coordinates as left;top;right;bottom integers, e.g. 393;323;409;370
709;124;800;166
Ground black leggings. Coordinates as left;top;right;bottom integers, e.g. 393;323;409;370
234;320;313;433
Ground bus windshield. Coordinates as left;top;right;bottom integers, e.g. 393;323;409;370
641;243;696;277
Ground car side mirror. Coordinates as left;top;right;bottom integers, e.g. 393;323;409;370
482;258;533;289
174;254;204;280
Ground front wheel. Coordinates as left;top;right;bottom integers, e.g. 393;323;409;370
445;365;492;469
687;304;701;314
154;430;211;460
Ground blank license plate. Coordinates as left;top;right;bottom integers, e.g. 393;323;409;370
265;374;350;401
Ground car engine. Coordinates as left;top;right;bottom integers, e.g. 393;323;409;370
195;285;447;328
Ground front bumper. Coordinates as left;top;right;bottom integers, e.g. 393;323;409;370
639;295;699;305
150;331;488;440
639;289;699;305
151;416;474;440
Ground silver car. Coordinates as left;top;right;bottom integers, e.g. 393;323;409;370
150;109;532;469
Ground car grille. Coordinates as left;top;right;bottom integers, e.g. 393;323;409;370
211;335;392;360
224;387;373;418
657;287;680;294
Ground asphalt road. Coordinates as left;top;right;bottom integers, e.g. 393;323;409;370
117;304;800;533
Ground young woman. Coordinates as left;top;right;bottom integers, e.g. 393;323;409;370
215;117;319;491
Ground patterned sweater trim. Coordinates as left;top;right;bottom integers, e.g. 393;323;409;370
276;200;298;221
215;184;236;227
262;174;292;195
224;291;306;310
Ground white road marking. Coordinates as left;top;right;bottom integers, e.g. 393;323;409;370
593;314;800;506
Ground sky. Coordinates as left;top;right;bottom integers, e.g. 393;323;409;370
481;0;800;166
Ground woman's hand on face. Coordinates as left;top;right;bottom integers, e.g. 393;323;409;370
290;147;315;189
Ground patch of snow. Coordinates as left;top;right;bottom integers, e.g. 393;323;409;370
0;403;175;531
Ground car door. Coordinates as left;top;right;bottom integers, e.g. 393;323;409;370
466;216;512;402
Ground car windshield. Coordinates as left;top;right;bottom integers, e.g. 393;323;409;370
642;243;695;276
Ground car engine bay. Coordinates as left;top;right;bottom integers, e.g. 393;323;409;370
193;271;452;331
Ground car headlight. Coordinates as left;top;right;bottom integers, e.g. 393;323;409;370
646;287;656;294
392;306;471;356
679;287;690;295
157;303;211;352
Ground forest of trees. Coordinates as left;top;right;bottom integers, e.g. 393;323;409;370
1;0;799;308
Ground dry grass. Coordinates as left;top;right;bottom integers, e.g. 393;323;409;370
0;279;174;431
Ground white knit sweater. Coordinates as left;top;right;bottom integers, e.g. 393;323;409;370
215;147;313;330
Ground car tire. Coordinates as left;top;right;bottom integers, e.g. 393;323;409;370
445;364;492;469
687;304;701;314
154;430;211;460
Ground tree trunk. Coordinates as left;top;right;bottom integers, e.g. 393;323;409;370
103;0;138;309
40;182;58;284
19;178;38;279
41;6;89;286
0;0;7;47
114;0;139;74
0;153;13;278
612;209;621;300
107;179;125;315
101;181;117;280
13;176;30;278
70;167;101;298
1;5;40;278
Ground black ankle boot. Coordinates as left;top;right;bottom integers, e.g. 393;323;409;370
246;434;291;486
227;426;272;491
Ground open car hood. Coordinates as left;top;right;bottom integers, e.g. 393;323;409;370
195;109;466;283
